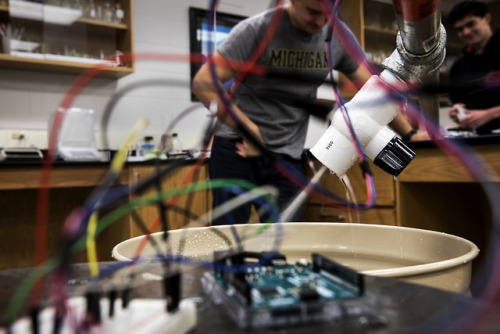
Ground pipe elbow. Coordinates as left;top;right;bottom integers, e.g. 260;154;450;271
382;24;447;82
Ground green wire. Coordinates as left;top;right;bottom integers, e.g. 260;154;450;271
3;178;278;324
72;179;277;253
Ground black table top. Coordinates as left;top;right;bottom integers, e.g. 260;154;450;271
1;262;500;333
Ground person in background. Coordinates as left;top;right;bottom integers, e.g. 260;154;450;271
448;0;500;133
192;0;425;225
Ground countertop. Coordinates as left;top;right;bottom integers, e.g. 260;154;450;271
0;150;205;167
407;132;500;149
2;133;500;167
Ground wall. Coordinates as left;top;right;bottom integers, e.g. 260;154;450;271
0;0;275;150
0;1;497;151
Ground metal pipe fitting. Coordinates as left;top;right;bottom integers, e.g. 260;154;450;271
382;23;446;83
382;0;447;83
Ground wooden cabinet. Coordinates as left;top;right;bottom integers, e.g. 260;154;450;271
0;161;210;269
0;164;130;269
338;0;397;69
302;159;397;225
128;164;211;237
396;142;500;276
0;0;133;77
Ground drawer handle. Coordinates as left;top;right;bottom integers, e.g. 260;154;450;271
318;214;345;222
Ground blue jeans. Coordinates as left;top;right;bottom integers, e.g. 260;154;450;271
209;136;303;225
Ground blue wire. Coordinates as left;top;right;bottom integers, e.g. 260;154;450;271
204;0;376;214
325;5;376;208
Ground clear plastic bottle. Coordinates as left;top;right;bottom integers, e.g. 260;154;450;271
169;133;182;154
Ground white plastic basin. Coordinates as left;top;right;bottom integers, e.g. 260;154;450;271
112;223;479;294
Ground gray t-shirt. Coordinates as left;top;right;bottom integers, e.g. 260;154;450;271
217;7;358;159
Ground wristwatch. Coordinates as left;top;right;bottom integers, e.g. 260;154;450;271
401;128;417;142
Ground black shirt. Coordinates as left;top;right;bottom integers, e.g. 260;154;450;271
450;29;500;134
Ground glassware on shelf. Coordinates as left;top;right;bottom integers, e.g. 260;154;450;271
114;49;123;66
103;1;113;22
87;0;97;19
115;2;124;23
96;1;104;20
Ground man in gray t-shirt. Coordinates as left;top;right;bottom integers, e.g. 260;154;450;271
215;4;358;160
192;0;418;225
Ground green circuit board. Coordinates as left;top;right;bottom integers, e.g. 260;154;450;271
202;252;375;329
215;262;359;309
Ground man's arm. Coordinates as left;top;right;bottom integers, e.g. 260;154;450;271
192;51;264;155
455;105;500;129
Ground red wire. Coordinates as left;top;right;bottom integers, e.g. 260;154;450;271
30;51;223;307
229;1;285;95
323;3;375;206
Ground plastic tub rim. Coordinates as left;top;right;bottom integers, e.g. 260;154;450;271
111;223;479;279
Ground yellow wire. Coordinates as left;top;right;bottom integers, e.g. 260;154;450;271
111;118;149;173
86;117;149;277
86;212;99;277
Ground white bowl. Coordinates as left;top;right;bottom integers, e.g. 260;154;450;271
112;223;479;294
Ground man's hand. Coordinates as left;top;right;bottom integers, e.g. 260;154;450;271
457;109;495;129
410;130;430;141
449;103;467;124
236;139;261;157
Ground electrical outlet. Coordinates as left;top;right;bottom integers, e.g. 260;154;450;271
4;130;48;149
11;133;25;140
5;130;27;148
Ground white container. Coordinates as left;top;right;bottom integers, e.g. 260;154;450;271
112;223;479;294
0;35;9;54
168;133;182;154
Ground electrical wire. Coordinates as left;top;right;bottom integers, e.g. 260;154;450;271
86;213;100;277
15;2;500;332
84;118;150;278
321;2;500;329
393;97;500;334
205;0;378;214
202;4;374;215
97;77;220;264
45;119;150;324
3;178;279;325
3;12;381;328
228;0;285;95
30;57;156;311
29;19;382;317
320;4;500;330
324;0;376;209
